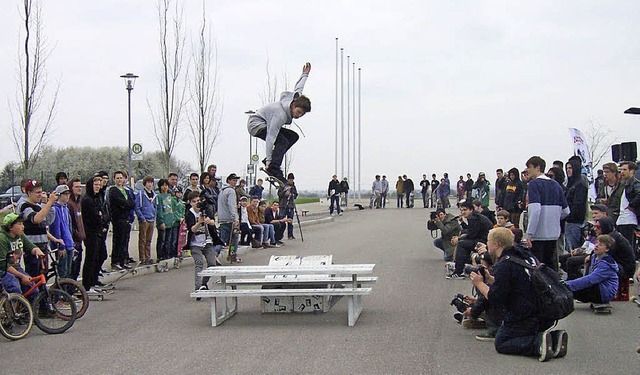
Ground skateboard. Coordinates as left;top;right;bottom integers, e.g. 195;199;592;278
87;289;114;302
226;227;241;263
102;262;140;288
590;303;613;314
259;167;285;189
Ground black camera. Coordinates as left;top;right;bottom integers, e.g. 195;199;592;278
430;211;438;220
450;293;470;313
464;264;486;278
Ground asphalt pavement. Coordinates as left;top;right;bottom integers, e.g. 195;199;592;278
2;204;639;375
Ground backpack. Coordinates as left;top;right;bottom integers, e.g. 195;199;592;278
505;256;574;320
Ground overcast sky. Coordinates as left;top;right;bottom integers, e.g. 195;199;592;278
1;0;639;190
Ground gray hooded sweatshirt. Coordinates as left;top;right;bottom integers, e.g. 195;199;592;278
247;72;309;162
217;183;238;223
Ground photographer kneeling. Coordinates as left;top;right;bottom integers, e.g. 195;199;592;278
469;227;567;362
461;243;506;341
430;208;461;261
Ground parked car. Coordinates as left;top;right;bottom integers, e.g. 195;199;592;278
0;186;23;207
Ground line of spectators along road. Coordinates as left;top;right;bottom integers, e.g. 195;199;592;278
426;155;639;362
0;164;301;296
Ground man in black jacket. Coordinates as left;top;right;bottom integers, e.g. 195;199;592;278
107;171;135;270
327;175;342;216
448;200;493;279
564;157;588;252
403;175;415;208
470;227;566;362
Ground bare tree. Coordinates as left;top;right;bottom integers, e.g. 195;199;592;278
9;0;59;173
149;0;188;174
187;1;223;174
584;119;617;169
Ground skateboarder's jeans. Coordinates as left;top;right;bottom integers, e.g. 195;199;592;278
255;127;299;169
572;283;604;304
191;244;217;290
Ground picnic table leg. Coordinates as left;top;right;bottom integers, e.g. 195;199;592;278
211;298;219;327
347;294;364;327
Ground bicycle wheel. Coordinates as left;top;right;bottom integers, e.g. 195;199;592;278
0;293;34;340
53;278;89;319
33;289;77;334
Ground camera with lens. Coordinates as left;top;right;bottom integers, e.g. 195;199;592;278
450;293;470;313
430;211;438;220
197;199;208;212
463;264;486;278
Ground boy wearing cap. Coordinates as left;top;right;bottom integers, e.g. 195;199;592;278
247;63;312;182
49;185;76;279
0;213;45;295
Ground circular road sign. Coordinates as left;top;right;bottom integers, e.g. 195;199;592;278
132;143;143;154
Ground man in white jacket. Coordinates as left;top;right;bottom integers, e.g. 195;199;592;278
247;62;312;182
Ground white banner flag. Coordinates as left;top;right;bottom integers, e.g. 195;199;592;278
568;127;593;183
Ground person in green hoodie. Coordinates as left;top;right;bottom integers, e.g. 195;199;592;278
156;179;176;261
0;213;45;296
171;186;186;258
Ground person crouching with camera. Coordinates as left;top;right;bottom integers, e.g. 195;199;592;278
469;227;567;362
461;243;506;341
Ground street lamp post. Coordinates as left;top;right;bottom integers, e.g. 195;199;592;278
245;110;256;186
120;73;139;186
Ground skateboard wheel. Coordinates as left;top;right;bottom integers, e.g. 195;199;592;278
98;296;104;301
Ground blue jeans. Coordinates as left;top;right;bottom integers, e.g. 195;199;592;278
564;222;583;252
156;226;177;260
57;249;74;279
261;224;275;244
396;193;404;208
330;195;341;215
0;268;38;302
219;223;239;257
495;319;553;356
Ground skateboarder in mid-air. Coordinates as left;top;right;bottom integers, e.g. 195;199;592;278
247;62;312;183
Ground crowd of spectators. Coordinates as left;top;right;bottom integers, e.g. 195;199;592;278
0;164;302;296
427;155;640;362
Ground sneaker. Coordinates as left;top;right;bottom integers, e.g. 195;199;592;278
195;285;208;301
446;273;466;280
288;236;296;240
96;281;106;287
87;287;100;294
271;243;281;248
127;257;136;264
122;264;132;270
551;330;568;358
338;212;343;216
538;331;554;362
262;243;274;249
453;312;463;323
276;240;284;245
475;331;496;341
462;318;487;329
111;264;124;271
